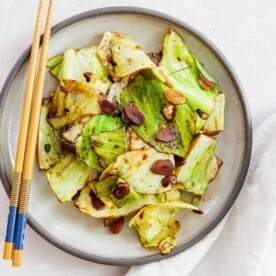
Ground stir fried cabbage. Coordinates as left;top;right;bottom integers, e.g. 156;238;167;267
46;153;97;202
129;202;197;254
38;104;63;169
47;46;111;93
97;31;165;82
48;80;100;129
120;75;196;157
100;148;174;194
176;134;217;195
39;28;225;254
76;114;125;171
159;29;218;115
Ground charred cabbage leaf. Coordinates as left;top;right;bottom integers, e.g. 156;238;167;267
120;75;196;157
49;86;66;118
38;104;63;170
47;46;111;94
75;184;167;218
174;104;197;155
100;148;174;194
195;114;207;134
76;114;124;171
97;31;165;82
48;80;100;129
203;92;225;135
90;175;119;198
91;176;181;210
207;155;222;183
46;55;63;77
91;127;127;167
109;185;142;208
90;177;142;209
46;153;97;202
159;29;219;115
129;201;199;254
176;134;217;195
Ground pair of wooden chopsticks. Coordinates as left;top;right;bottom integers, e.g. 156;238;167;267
2;0;54;267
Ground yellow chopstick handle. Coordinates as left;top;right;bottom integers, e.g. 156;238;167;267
12;0;54;267
14;0;45;174
22;0;54;182
3;0;45;261
12;250;22;268
2;242;13;261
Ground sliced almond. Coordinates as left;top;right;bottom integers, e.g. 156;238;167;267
198;73;216;90
162;103;176;121
124;104;145;125
89;190;105;210
99;99;118;115
83;72;92;82
62;124;83;143
150;159;175;175
121;109;131;123
156;127;177;142
112;183;130;199
104;217;124;234
162;175;177;187
174;156;186;166
164;90;186;105
147;52;162;65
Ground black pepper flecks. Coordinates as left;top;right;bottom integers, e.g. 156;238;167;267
44;144;51;153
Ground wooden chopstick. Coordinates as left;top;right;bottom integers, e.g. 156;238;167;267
2;0;46;261
12;0;54;267
2;0;54;267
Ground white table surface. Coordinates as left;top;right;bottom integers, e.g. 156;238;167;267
1;0;276;275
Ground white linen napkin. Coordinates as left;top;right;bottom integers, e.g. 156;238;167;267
127;113;276;276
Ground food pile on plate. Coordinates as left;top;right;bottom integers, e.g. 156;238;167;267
38;29;224;254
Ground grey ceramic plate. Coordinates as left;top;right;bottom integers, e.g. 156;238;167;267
0;7;252;265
